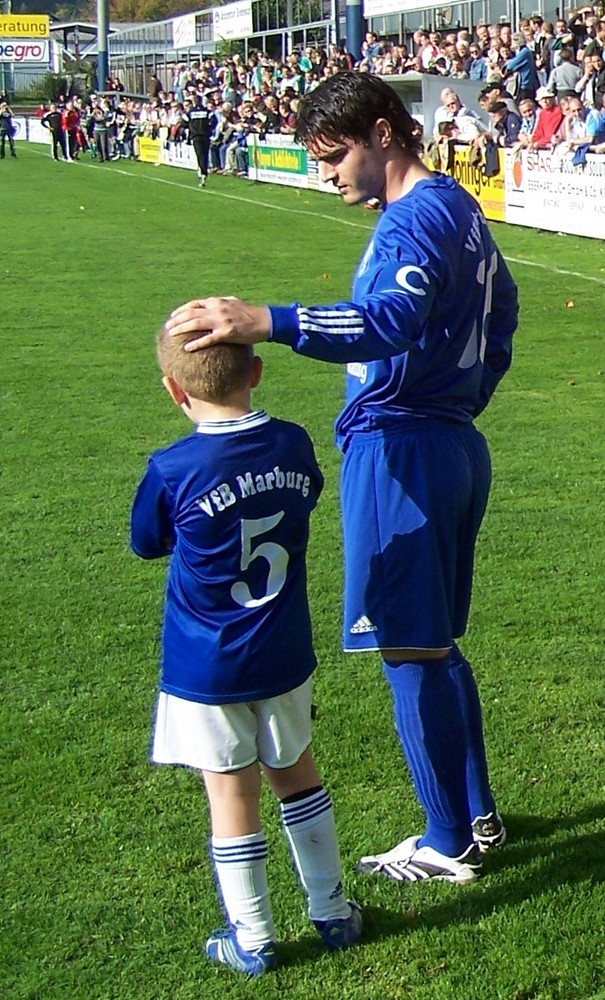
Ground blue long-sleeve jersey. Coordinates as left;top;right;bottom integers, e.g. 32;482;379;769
268;174;518;449
131;412;323;704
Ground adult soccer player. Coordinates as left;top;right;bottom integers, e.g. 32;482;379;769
41;102;68;161
165;71;519;884
182;94;217;186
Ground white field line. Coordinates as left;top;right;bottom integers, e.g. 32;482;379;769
27;146;605;287
502;256;605;286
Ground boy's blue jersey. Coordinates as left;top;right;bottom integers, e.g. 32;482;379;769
131;411;323;705
268;174;518;447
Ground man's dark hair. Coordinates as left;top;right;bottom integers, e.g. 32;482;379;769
294;71;422;155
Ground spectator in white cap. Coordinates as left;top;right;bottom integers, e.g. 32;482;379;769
529;87;564;148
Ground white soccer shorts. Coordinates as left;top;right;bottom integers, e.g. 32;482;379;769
151;677;313;772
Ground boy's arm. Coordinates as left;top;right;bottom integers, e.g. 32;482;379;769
299;427;324;502
130;458;176;559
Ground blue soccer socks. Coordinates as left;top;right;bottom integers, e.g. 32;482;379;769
447;644;497;822
383;656;473;858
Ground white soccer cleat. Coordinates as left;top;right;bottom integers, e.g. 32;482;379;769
357;835;482;883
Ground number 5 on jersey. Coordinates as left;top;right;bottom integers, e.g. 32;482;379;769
231;513;289;608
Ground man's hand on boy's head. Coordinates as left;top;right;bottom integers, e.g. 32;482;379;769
166;297;272;352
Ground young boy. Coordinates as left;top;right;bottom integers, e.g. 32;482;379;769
130;328;361;978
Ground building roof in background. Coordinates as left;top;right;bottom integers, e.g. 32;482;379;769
49;21;116;35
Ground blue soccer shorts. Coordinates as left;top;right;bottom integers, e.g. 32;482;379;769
340;420;491;652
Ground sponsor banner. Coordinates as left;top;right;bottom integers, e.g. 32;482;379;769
0;14;49;38
364;0;450;14
161;141;197;171
138;135;162;165
28;117;51;144
249;132;298;150
247;134;308;188
307;154;339;195
449;145;506;222
504;148;605;239
212;1;252;41
0;39;49;62
172;14;196;49
424;144;506;222
11;116;27;140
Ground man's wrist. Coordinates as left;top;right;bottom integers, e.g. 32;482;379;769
267;304;300;346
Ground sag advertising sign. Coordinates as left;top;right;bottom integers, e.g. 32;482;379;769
0;14;50;37
0;39;49;62
212;1;252;41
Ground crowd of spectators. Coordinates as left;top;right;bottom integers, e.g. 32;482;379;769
27;5;605;174
416;6;605;166
431;76;605;159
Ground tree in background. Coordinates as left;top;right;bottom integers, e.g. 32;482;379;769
55;0;95;20
15;0;209;21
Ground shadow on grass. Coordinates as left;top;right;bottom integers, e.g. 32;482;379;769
506;802;605;838
254;804;605;971
352;802;605;942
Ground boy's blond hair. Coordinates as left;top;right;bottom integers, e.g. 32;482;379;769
157;328;253;402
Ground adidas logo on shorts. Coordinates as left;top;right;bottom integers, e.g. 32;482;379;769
350;615;378;634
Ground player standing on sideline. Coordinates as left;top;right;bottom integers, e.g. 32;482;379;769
0;100;17;158
182;94;217;187
130;334;361;978
41;102;68;161
165;72;519;885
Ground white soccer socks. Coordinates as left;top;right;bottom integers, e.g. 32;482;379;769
211;833;276;951
280;787;350;922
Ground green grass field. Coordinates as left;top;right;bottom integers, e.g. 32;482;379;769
3;143;605;1000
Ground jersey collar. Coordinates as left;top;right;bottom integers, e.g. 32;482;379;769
196;409;270;435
